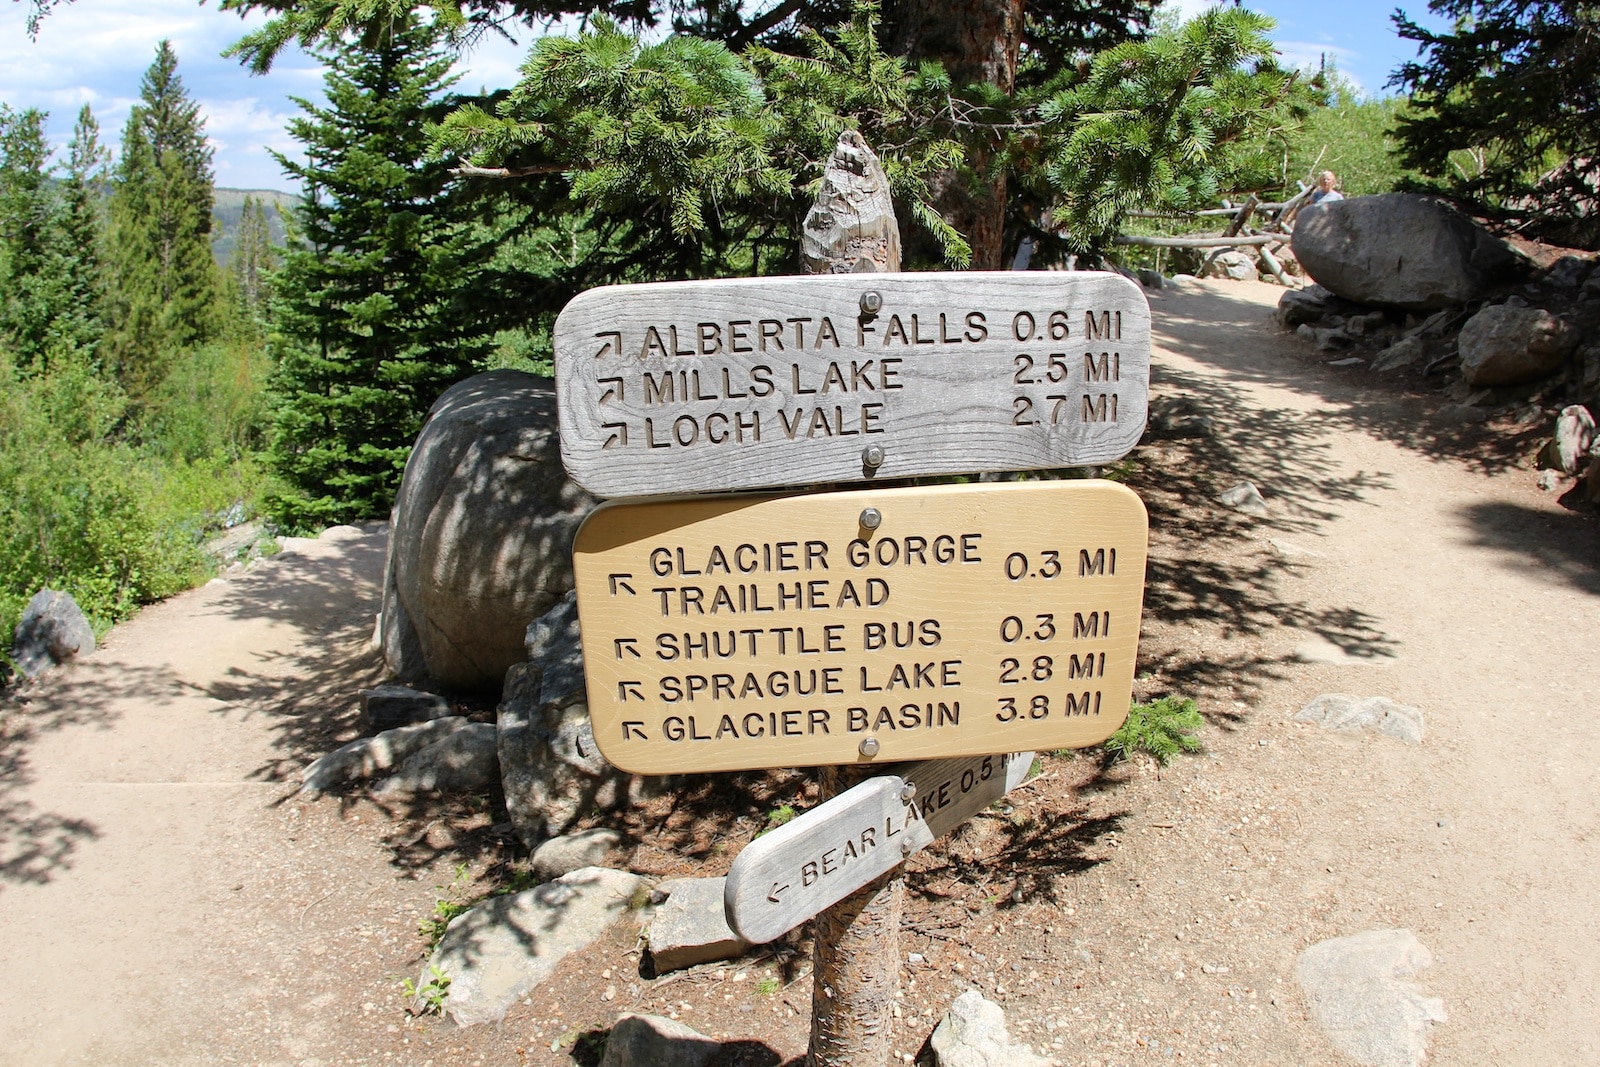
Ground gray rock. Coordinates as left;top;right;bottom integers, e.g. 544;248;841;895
1537;470;1566;491
1432;403;1489;425
930;990;1051;1067
1549;405;1596;474
1292;193;1520;310
1372;336;1426;373
1294;694;1425;744
1204;249;1258;281
532;828;624;881
498;593;633;846
1405;309;1453;340
359;685;450;733
11;589;95;678
599;1014;720;1067
1312;327;1354;352
300;716;474;796
1542;254;1591;294
427;866;646;1027
1344;310;1390;337
376;722;499;794
1277;284;1338;328
1297;929;1446;1067
1580;343;1600;395
1458;304;1577;387
647;878;749;971
1217;481;1269;516
381;370;597;692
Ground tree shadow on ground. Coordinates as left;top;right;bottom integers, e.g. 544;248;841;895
1458;499;1600;598
0;663;183;889
1123;377;1399;719
1147;284;1550;476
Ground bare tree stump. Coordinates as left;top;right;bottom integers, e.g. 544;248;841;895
805;131;903;1067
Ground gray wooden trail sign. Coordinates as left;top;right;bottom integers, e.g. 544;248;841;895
553;271;1151;497
724;752;1033;944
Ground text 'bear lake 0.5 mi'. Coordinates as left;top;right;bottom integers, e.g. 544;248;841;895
570;480;1148;774
553;271;1150;497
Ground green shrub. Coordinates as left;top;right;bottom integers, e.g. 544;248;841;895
1105;696;1204;765
143;339;272;463
0;347;269;668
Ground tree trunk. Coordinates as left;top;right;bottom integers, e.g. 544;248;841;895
804;132;903;1067
885;0;1023;269
808;764;903;1067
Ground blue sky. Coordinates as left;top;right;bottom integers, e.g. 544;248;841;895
0;0;1451;193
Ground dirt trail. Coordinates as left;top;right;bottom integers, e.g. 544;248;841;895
1;278;1596;1067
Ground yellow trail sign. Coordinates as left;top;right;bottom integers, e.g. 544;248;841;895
571;481;1148;774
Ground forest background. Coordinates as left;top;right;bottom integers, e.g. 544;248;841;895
0;0;1589;677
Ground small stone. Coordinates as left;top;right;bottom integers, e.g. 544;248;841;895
1372;336;1425;372
1294;694;1425;744
908;953;926;965
647;878;749;972
599;1014;720;1067
358;685;450;733
1548;405;1596;474
1326;356;1364;367
1217;481;1269;516
1537;470;1565;492
1297;929;1446;1067
532;828;624;881
930;990;1051;1067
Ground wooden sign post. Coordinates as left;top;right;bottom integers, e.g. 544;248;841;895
554;133;1153;1067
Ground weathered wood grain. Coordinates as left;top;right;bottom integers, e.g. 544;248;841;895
723;751;1031;945
553;271;1150;498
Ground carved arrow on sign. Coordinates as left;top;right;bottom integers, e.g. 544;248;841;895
724;752;1032;945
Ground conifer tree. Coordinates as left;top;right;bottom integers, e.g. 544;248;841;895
55;105;109;358
1393;0;1600;246
0;105;62;369
266;17;498;529
104;41;222;401
222;195;277;344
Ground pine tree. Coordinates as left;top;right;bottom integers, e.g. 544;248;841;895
0;105;61;369
222;195;277;344
55;105;109;358
266;17;499;530
104;41;222;401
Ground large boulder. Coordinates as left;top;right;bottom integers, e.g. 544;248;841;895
11;590;95;679
1458;304;1577;387
382;371;597;692
1292;194;1520;311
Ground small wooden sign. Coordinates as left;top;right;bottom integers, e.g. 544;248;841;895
554;271;1150;497
571;480;1147;774
724;752;1032;944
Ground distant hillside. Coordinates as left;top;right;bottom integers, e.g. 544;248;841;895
212;188;299;267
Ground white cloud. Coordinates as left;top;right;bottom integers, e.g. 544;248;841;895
1272;39;1365;93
